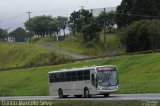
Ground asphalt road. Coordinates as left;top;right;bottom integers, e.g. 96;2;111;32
44;44;90;59
1;94;160;101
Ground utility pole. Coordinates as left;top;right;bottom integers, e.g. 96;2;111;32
103;8;107;48
26;12;32;20
79;6;85;36
79;6;85;10
26;11;32;43
91;9;93;16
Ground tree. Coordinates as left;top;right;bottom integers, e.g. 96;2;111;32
97;11;116;32
57;16;68;37
25;15;54;38
69;11;79;34
82;18;101;42
147;20;160;50
0;28;8;42
24;15;68;40
9;27;26;42
69;9;92;34
116;0;160;28
120;20;160;53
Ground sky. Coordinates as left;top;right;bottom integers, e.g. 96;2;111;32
0;0;122;31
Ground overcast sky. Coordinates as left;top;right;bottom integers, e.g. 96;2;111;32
0;0;122;31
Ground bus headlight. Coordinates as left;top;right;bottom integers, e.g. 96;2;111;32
99;87;103;90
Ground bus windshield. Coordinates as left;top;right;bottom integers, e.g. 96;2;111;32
97;67;118;87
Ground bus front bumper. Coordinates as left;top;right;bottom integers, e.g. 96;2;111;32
98;86;119;94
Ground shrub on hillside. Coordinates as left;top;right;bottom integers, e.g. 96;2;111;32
85;41;95;48
120;20;160;53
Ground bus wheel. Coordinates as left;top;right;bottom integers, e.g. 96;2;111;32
84;88;90;98
74;95;82;98
104;93;110;97
58;89;63;98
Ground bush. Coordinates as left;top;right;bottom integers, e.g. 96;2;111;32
120;20;160;53
85;41;95;48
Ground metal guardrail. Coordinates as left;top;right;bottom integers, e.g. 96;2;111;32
0;49;160;71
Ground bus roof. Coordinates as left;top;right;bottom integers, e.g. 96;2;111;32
48;65;116;74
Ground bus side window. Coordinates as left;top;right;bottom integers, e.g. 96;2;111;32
71;71;77;81
66;72;71;81
59;72;65;82
84;70;90;80
55;73;60;82
77;70;83;81
50;73;55;83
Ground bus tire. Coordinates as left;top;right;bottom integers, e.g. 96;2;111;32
104;93;110;97
84;88;90;98
63;95;68;98
58;89;63;98
74;95;82;98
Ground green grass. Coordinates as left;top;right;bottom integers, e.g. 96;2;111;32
32;33;125;56
53;35;86;54
0;53;160;96
32;36;55;44
32;35;87;54
100;33;125;53
0;42;70;69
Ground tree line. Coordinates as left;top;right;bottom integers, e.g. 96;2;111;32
25;16;68;38
24;9;116;42
0;9;116;43
0;27;29;42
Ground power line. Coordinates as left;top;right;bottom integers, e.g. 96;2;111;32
87;7;160;18
1;7;160;28
1;7;160;22
91;8;160;18
112;12;160;18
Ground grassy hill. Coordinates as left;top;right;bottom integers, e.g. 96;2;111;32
0;53;160;96
0;42;70;69
33;33;125;56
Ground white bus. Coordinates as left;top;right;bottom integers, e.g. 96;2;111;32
48;65;119;98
